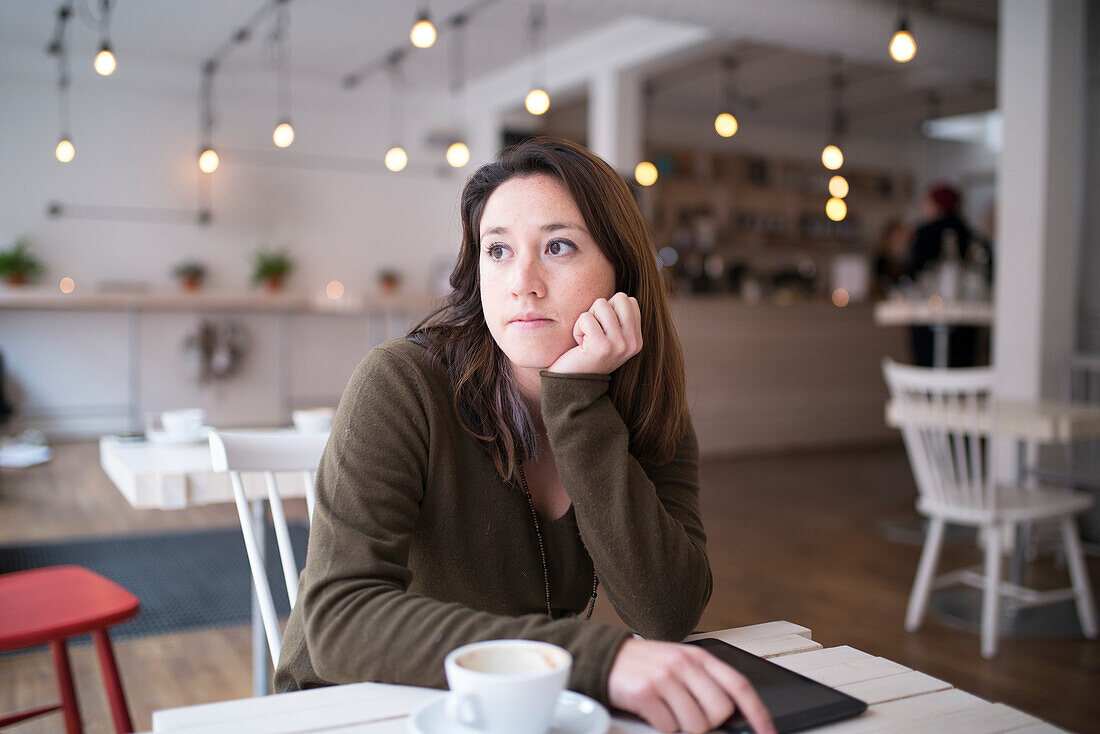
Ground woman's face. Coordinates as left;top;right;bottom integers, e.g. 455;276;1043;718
479;174;616;377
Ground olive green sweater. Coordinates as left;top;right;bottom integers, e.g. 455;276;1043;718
274;337;710;705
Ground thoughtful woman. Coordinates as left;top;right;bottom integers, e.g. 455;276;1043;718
275;137;773;734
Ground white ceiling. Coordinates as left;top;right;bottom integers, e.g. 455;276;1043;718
1;0;998;139
0;1;622;87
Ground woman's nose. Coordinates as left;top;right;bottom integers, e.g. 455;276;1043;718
510;250;545;297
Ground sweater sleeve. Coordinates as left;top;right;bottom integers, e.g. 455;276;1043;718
540;371;711;641
298;346;631;705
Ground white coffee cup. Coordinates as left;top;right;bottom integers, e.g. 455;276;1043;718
159;409;205;440
443;640;571;734
292;407;335;433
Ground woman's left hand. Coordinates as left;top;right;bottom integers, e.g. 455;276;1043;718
547;292;642;375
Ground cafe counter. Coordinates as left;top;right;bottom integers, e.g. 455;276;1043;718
1;289;905;455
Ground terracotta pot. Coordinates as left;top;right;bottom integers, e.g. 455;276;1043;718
180;274;202;292
265;275;284;292
4;273;27;286
380;275;400;294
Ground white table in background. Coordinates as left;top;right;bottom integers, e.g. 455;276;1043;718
150;620;1064;734
885;397;1100;637
873;299;993;368
100;432;320;697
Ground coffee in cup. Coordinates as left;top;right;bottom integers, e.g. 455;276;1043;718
443;639;571;734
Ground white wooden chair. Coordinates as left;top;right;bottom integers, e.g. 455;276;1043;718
208;430;328;667
882;358;1098;657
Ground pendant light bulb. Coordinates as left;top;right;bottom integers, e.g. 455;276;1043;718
198;148;219;173
714;113;739;138
634;161;658;187
385;146;408;172
55;137;75;163
525;88;550;116
273;121;295;148
889;18;917;63
821;144;844;171
828;175;849;198
94;44;117;76
410;13;437;49
446;142;470;168
825;197;847;221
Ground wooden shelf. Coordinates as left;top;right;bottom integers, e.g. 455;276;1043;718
642;147;914;257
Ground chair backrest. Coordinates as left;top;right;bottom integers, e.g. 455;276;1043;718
209;430;327;666
882;358;997;512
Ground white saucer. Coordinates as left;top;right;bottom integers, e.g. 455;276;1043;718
406;691;610;734
146;426;213;445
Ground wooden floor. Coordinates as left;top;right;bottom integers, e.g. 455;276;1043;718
1;441;1097;733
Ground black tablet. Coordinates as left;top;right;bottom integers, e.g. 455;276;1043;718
687;638;867;733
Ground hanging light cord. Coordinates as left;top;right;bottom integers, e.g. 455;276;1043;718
830;68;847;140
722;56;739;109
271;0;292;122
98;0;111;45
528;3;546;89
448;13;467;131
46;3;74;137
386;51;407;146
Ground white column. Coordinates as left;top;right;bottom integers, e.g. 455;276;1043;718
993;0;1087;401
588;68;644;177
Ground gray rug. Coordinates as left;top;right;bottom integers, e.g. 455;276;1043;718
0;524;309;644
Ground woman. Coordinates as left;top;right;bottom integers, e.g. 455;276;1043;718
275;137;773;734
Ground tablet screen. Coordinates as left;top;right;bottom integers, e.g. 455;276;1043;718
687;638;867;733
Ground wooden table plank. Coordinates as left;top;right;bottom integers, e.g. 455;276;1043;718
880;702;1048;734
686;621;821;658
1003;722;1069;733
836;671;952;706
685;620;813;644
152;682;435;733
812;689;985;733
770;646;911;688
734;632;823;658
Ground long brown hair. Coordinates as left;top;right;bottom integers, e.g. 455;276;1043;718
411;136;686;480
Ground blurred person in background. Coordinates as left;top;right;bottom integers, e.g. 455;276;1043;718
907;184;983;367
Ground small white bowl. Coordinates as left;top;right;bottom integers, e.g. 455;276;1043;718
292;407;335;433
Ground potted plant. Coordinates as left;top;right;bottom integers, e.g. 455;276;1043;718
172;260;207;292
0;238;44;286
250;249;293;292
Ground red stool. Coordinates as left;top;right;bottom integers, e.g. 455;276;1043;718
0;565;140;733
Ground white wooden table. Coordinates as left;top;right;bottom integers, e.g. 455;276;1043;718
150;621;1063;733
100;432;318;696
99;434;313;510
873;299;993;368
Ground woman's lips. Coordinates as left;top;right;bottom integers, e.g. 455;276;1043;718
508;318;554;330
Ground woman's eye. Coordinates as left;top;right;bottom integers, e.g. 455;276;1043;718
488;245;506;260
547;240;572;256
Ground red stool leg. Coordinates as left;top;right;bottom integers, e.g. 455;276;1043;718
49;639;83;734
92;628;134;734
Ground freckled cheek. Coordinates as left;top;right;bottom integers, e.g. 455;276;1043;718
562;271;616;317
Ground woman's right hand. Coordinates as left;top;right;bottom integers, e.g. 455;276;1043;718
607;638;775;734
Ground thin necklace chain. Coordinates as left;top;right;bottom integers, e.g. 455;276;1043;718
517;463;598;619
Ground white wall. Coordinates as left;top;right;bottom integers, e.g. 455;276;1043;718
1;52;466;295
